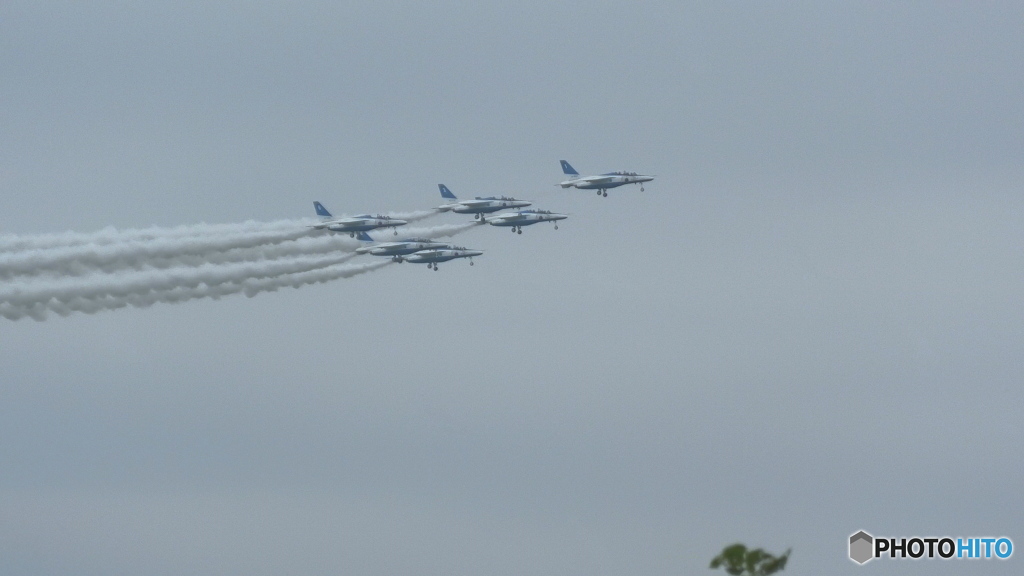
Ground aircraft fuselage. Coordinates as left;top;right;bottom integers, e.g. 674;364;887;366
560;173;654;190
402;248;482;265
486;210;568;228
357;240;452;256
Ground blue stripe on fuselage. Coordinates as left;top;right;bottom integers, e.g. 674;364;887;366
372;245;428;256
453;204;505;214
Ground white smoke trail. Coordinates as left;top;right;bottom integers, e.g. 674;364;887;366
97;234;365;273
0;252;359;309
0;207;435;254
0;219;314;253
0;220;480;320
0;221;481;279
397;221;483;239
1;234;365;279
0;261;394;321
388;209;440;223
0;225;324;280
238;260;394;297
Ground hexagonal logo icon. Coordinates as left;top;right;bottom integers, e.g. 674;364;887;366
850;531;873;564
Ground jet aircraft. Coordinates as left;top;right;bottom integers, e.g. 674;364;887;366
558;160;654;196
309;202;407;236
354;234;455;261
485;209;567;234
400;247;483;270
435;184;532;219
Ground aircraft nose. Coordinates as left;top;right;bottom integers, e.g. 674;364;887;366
393;219;408;226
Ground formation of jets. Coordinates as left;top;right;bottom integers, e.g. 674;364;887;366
312;160;653;269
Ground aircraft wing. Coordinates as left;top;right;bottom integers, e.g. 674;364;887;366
457;199;493;207
488;214;518;223
581;175;616;184
338;217;369;225
310;216;366;230
309;218;350;229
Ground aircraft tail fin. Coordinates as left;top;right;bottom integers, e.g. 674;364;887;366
439;184;457;200
559;160;580;176
313;201;333;219
355;231;374;242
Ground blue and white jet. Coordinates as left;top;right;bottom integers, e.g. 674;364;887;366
354;234;455;262
435;184;532;220
558;160;654;197
310;201;408;236
485;209;567;234
400;246;483;270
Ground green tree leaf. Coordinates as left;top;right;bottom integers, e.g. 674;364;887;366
710;543;791;576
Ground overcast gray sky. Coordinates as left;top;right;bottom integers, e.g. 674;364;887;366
2;2;1023;574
